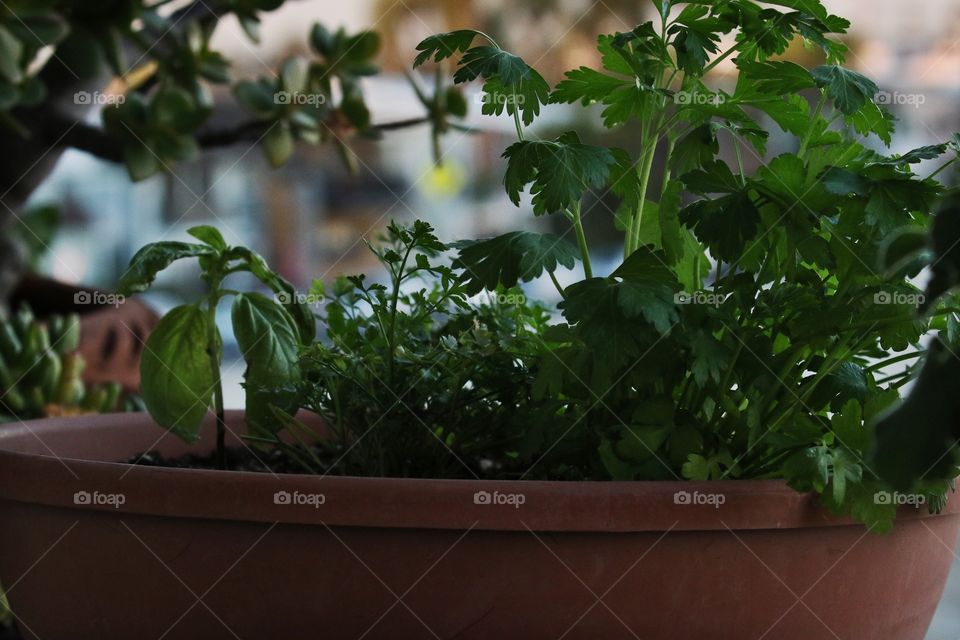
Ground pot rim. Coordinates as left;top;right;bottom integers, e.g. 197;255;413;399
0;411;955;533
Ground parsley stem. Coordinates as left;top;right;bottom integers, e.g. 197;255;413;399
928;156;958;180
570;200;592;278
548;271;566;298
864;350;922;372
701;43;740;76
798;93;827;158
628;142;658;256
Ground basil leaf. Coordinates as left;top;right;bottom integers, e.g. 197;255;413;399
119;241;217;294
141;304;215;443
232;293;302;436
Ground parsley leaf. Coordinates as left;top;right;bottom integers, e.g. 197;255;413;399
811;65;878;115
502;132;617;215
452;231;580;294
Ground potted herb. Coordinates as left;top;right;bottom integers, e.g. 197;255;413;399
1;2;959;639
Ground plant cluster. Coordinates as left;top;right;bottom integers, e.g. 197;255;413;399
0;1;466;180
126;0;960;531
0;306;131;421
118;225;316;469
295;221;559;478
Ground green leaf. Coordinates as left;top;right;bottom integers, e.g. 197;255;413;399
808;362;867;412
658;179;685;265
811;65;878;115
232;293;302;436
502;132;617;215
187;225;228;251
413;30;481;67
459;48;550;126
690;330;729;386
668;8;722;76
830;448;862;505
123;141;161;182
560;248;679;364
846;102;895;145
549;66;649;127
597;248;679;329
680;162;760;262
141;304;215;443
831;399;868;453
263;121;295;166
119;241;217;294
869;144;949;167
736;60;815;95
551;67;630;105
754;94;813;138
0;25;23;83
671;124;719;176
233;80;278;118
452;231;580;295
226;246;316;344
783;446;831;493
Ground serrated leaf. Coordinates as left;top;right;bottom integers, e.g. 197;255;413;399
413;30;481;67
503;132;616;215
812;65;878;115
453;231;580;295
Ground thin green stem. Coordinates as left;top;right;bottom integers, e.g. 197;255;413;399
628;142;658;256
548;271;566;298
570;201;593;278
798;93;827;158
864;351;922;372
386;242;414;386
928;156;958;180
701;43;740;76
206;286;226;471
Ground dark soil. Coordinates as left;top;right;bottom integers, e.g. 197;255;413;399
129;445;338;475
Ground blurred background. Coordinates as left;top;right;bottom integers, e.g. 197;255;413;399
10;2;960;634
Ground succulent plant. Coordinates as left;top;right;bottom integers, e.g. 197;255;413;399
0;305;133;421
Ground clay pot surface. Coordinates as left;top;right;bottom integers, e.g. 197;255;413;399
0;411;957;640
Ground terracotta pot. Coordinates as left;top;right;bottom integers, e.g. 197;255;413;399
0;412;957;640
10;275;159;392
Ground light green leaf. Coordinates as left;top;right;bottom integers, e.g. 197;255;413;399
232;293;303;436
141;304;215;443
